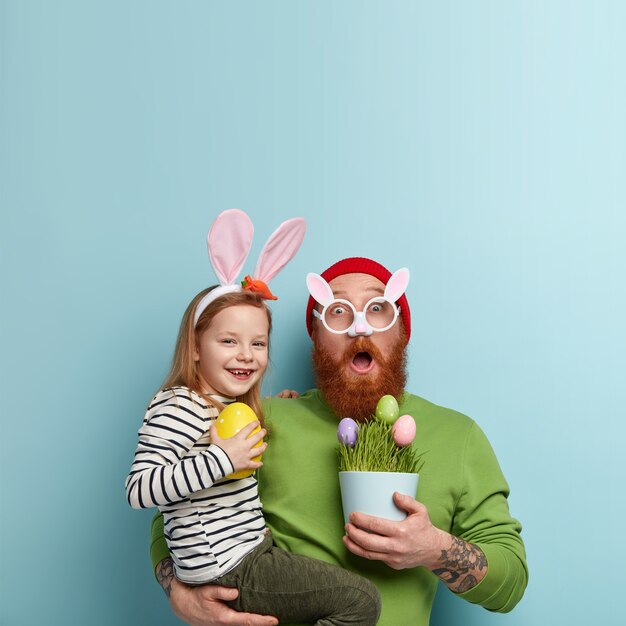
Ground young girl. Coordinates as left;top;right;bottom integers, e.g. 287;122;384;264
126;210;381;625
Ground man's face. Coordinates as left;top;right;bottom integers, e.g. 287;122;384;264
311;273;407;421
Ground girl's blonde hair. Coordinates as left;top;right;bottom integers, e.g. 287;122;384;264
162;287;272;425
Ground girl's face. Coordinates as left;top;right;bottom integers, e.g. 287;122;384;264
194;304;269;397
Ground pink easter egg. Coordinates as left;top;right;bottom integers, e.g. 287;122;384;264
392;414;416;447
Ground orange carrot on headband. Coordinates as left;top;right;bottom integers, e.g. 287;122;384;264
242;275;278;300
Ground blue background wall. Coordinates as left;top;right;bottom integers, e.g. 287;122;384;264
2;2;624;625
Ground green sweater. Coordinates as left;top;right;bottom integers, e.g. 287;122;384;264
150;390;527;626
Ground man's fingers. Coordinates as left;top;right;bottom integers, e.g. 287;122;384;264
274;389;300;398
345;522;395;552
348;512;397;537
229;613;279;626
211;607;278;626
393;492;423;515
342;533;388;562
198;584;239;602
192;586;278;625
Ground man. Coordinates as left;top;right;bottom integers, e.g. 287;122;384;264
150;257;528;626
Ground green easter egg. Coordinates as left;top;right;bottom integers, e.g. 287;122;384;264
375;395;400;424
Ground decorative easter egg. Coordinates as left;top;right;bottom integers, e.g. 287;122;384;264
375;395;400;424
216;402;263;479
392;414;416;447
337;417;360;447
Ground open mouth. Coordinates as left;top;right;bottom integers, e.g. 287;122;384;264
350;351;374;374
227;369;255;381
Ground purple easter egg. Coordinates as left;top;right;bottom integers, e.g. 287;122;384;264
337;417;359;447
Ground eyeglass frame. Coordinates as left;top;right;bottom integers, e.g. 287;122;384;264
311;296;401;336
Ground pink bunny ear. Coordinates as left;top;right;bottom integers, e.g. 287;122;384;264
207;209;254;285
253;218;306;284
384;268;410;303
306;273;334;306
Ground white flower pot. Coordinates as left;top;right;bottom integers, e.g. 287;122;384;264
338;471;419;523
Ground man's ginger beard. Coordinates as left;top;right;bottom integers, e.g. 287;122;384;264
312;329;408;422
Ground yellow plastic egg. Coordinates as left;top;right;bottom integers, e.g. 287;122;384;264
215;402;263;479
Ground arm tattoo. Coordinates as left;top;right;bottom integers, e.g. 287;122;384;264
432;536;487;593
156;558;175;598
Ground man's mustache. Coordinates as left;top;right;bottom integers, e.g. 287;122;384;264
339;336;385;366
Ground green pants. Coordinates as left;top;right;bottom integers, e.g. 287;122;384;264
211;531;381;625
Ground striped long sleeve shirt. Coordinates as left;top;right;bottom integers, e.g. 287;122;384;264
125;387;266;583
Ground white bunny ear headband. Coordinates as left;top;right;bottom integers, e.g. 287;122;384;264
193;209;306;326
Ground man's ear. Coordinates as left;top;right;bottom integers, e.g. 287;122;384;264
397;316;410;347
310;314;323;342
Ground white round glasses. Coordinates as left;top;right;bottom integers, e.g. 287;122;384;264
312;297;400;336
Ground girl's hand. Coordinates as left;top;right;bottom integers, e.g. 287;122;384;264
210;421;267;474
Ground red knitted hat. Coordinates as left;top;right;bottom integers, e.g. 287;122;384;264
305;257;411;340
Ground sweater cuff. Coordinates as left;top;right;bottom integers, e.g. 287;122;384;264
456;543;509;608
209;444;235;478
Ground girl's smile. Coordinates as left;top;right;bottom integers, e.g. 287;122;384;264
228;368;256;380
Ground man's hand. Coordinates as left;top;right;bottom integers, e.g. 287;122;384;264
343;492;487;592
169;577;279;626
156;558;278;626
343;493;487;593
343;492;446;570
274;389;300;399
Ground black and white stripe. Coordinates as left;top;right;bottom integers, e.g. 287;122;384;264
125;387;265;583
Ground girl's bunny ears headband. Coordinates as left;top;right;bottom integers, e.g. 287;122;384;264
193;209;306;327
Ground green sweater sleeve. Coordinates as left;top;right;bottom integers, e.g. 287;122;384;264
150;511;170;577
453;422;528;612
